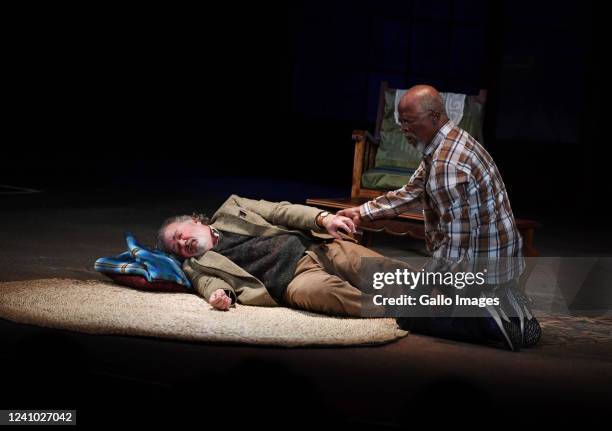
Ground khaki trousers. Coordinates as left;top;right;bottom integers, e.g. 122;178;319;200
282;240;386;317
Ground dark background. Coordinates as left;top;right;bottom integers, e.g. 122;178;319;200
2;0;605;220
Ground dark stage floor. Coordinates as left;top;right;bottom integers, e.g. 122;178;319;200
1;178;611;427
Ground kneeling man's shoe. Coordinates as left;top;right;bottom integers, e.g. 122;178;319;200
509;287;542;348
480;289;523;352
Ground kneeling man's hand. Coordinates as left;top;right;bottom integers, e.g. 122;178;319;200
209;289;232;311
336;206;362;227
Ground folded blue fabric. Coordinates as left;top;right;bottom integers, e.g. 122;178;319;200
94;233;192;288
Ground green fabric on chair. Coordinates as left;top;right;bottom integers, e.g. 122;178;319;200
364;88;485;191
458;96;485;144
360;166;416;190
374;89;422;171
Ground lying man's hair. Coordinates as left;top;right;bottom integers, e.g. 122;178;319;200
156;212;210;253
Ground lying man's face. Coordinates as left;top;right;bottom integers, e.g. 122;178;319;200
162;219;212;258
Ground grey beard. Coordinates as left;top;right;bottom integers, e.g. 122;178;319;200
405;133;425;153
193;234;210;256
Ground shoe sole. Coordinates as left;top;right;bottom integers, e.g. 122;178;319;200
523;318;542;347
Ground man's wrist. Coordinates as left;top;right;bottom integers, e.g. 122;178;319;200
315;211;330;228
223;289;236;304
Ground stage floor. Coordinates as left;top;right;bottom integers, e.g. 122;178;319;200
1;178;611;426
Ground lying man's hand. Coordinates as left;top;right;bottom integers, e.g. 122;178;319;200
209;289;232;311
322;214;357;239
336;206;362;227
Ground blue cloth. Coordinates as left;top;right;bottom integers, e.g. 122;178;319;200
94;233;192;288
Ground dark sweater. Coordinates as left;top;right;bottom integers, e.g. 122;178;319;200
212;230;314;302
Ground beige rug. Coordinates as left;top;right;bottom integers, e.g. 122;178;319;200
0;279;407;347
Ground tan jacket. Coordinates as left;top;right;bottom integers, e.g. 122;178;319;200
182;194;348;306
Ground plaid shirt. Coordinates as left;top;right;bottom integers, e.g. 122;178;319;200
360;121;524;283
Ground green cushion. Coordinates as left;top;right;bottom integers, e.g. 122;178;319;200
374;90;422;170
360;167;416;191
458;95;485;144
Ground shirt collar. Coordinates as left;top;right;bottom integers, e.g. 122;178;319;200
423;120;455;158
209;226;220;247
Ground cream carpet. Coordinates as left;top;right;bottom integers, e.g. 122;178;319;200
0;279;407;347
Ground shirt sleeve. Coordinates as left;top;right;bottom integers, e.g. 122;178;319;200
359;161;426;220
183;259;236;303
229;195;322;232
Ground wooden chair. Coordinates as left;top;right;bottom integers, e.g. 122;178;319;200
352;81;487;199
307;81;541;257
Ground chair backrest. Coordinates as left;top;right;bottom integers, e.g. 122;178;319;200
373;82;487;172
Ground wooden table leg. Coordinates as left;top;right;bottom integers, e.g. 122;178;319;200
519;227;538;257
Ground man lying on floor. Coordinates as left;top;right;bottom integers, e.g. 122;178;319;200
157;194;379;317
157;194;540;351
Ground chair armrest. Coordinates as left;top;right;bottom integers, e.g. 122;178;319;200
351;130;380;198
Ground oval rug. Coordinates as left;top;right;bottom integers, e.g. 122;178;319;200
0;279;407;347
